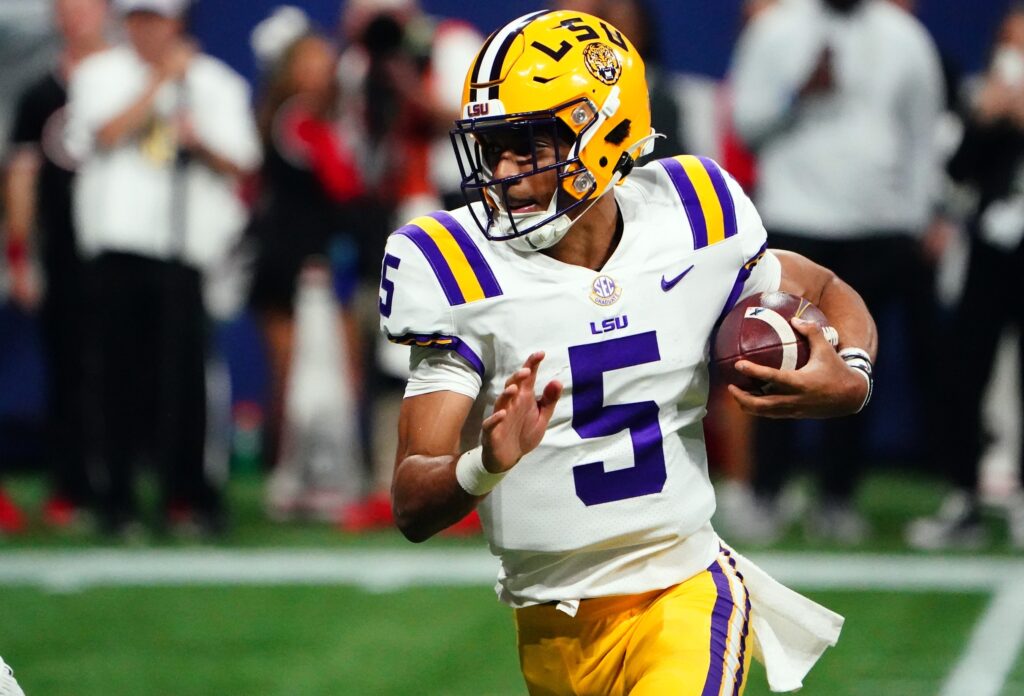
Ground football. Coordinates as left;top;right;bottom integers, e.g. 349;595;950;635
713;291;838;393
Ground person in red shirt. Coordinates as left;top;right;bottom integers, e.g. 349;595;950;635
247;21;366;498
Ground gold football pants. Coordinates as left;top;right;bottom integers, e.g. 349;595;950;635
515;547;751;696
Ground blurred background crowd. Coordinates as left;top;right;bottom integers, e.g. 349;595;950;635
0;0;1021;551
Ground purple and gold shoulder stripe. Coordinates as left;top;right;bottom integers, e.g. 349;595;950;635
658;155;739;250
386;332;484;376
395;211;503;306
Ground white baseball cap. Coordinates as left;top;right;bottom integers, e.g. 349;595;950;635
114;0;193;17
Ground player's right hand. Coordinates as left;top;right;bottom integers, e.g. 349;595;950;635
481;352;562;473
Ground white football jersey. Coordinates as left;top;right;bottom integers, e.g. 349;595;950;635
380;155;781;607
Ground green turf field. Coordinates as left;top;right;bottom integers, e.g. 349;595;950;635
0;586;1000;695
0;472;1022;695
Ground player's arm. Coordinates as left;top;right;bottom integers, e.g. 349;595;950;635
394;352;562;542
393;390;478;542
729;250;876;418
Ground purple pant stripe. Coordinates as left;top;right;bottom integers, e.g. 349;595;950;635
395;225;465;306
659;157;709;249
698;156;738;240
386;332;484;376
732;588;752;696
719;546;751;695
701;560;736;696
429;211;503;298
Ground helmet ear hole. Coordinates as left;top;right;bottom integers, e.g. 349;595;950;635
604;119;632;146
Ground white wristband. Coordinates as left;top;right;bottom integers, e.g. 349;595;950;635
839;347;874;412
455;446;506;496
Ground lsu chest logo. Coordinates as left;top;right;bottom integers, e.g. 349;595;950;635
589;274;622;306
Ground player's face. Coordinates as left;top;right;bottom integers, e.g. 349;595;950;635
477;127;564;214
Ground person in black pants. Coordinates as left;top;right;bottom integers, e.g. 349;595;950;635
64;0;260;536
3;0;110;529
730;0;946;543
92;254;210;533
907;7;1024;549
754;232;938;542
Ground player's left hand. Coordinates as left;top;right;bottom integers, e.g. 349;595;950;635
727;318;868;418
481;352;563;473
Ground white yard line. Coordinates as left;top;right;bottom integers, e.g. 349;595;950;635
939;581;1024;696
2;550;1023;694
0;549;1020;592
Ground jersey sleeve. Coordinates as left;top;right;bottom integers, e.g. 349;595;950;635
654;154;781;317
378;216;490;383
406;347;482;399
723;168;782;309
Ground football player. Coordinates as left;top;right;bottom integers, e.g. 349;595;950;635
380;10;877;695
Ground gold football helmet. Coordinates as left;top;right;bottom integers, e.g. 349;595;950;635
451;10;655;251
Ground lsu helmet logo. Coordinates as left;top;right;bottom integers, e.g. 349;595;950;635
463;99;506;119
583;43;621;86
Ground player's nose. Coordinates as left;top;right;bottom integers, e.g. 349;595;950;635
492;150;532;179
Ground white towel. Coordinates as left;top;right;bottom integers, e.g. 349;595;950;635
727;545;845;692
0;656;26;696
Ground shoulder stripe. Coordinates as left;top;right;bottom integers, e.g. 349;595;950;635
698;155;739;243
394;213;502;306
432;211;503;297
658;155;739;249
386;332;485;376
659;156;708;249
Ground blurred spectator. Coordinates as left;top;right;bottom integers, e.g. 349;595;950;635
719;0;778;193
707;0;779;542
907;6;1024;550
337;0;481;532
731;0;944;543
601;0;685;159
3;0;110;531
64;0;260;536
246;7;365;518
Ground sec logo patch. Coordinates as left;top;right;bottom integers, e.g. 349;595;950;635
589;274;622;306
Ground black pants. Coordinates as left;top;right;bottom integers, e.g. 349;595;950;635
940;234;1024;492
91;252;216;526
753;232;939;502
39;243;95;505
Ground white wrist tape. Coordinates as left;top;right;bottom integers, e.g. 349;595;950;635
455;446;506;496
839;348;874;412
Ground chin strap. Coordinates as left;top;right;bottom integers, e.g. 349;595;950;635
493;122;663;252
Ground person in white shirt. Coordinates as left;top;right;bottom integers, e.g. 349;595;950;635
730;0;944;542
64;0;260;536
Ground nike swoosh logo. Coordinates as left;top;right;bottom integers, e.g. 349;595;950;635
661;265;695;292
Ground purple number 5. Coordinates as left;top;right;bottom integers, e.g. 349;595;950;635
568;331;666;506
379;253;401;318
